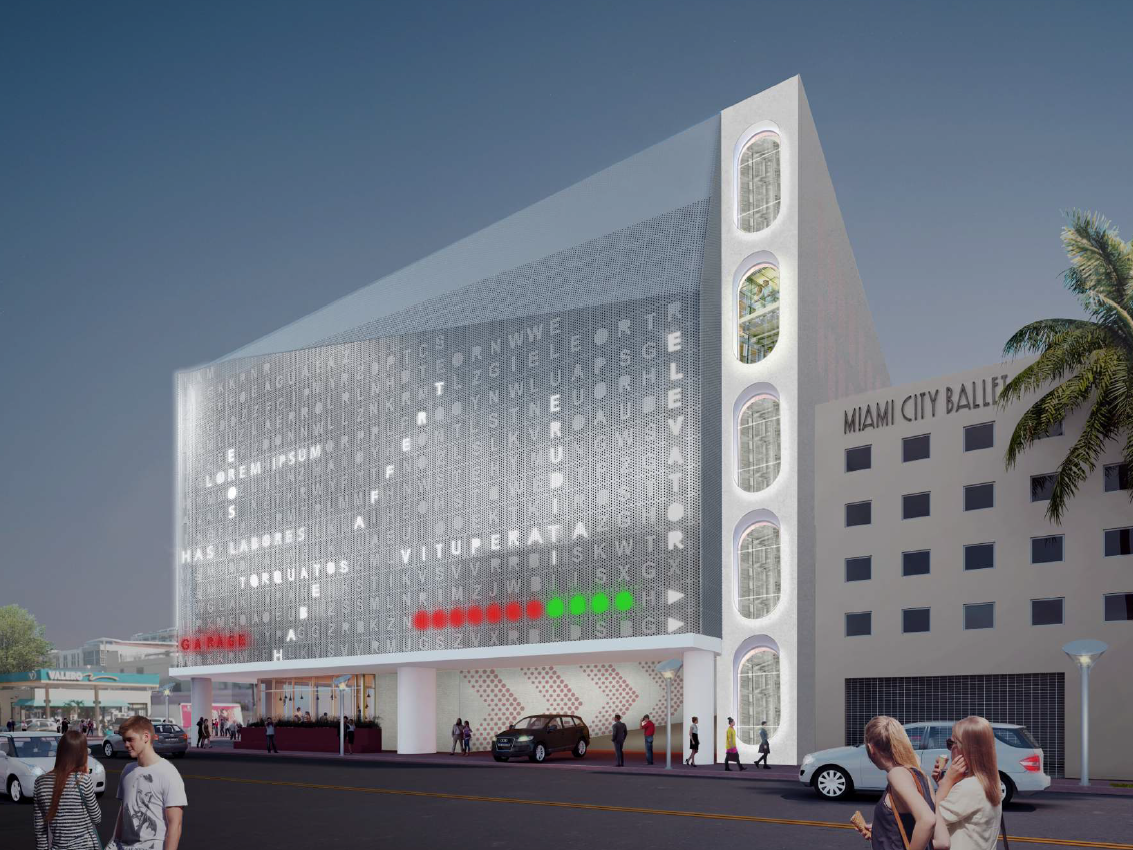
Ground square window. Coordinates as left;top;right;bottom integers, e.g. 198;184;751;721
964;422;995;452
1104;527;1133;557
964;543;995;571
845;556;872;582
845;611;872;637
902;608;930;633
964;602;995;630
964;482;995;511
1031;474;1057;502
902;492;931;519
1031;535;1064;564
845;501;872;527
1104;464;1131;493
1036;420;1064;439
1104;593;1133;621
902;550;931;577
845;445;872;472
903;434;930;462
1031;598;1064;626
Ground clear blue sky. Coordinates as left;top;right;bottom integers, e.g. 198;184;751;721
2;1;1131;648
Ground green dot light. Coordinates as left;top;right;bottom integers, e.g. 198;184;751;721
546;597;565;619
569;594;587;616
590;592;610;614
614;591;634;611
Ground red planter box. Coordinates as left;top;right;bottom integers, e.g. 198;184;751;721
236;726;382;753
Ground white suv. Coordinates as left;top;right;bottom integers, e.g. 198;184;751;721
800;721;1051;804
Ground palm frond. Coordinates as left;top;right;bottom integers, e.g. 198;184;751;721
1001;318;1096;358
1062;210;1133;306
999;325;1114;407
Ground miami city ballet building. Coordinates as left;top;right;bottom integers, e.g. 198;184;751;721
174;77;1130;776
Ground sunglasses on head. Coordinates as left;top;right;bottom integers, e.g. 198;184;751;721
946;737;962;749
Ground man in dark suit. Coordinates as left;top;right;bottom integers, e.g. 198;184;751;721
611;714;628;766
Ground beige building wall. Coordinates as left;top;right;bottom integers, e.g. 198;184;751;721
815;359;1132;780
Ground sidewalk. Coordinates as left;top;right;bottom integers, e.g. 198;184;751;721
187;745;1133;796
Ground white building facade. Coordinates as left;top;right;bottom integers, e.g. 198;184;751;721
173;77;887;761
815;360;1133;779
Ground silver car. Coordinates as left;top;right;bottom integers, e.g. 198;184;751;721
800;721;1050;804
99;722;189;759
1;733;107;803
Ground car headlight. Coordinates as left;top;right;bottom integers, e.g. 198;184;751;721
91;762;105;774
516;734;533;742
801;754;815;768
30;765;44;776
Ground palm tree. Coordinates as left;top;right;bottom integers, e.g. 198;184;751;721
999;211;1133;523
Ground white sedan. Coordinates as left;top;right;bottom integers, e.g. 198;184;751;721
800;721;1050;805
1;732;107;803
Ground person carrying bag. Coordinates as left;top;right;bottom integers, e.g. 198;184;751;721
33;729;102;850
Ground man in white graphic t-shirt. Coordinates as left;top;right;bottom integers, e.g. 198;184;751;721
110;715;187;850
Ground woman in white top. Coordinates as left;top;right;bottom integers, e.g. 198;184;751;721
931;716;1003;850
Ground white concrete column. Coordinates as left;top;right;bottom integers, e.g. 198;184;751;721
683;649;715;763
189;678;213;747
396;667;436;754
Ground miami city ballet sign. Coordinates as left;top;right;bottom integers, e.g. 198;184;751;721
842;372;1013;434
175;294;701;664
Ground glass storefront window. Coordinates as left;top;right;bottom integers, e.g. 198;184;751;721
256;675;376;722
736;264;781;364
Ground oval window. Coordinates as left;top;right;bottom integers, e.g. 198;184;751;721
737;522;781;619
737;648;780;746
736;264;780;364
737;132;781;233
737;395;781;492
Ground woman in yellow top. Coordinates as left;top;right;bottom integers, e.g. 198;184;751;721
723;717;745;771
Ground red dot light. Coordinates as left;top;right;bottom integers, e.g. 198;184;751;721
467;605;483;625
486;603;503;624
505;601;522;622
450;607;466;628
526;599;544;620
413;610;430;630
431;609;448;630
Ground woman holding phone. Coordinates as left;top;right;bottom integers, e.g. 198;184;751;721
33;729;102;850
856;716;936;850
929;716;1004;850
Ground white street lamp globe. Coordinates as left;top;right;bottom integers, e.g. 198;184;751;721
1062;639;1108;669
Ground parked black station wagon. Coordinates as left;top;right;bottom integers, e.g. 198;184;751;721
492;714;590;763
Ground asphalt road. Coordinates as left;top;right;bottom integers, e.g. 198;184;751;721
2;752;1131;850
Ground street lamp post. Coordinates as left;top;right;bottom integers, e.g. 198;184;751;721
655;659;682;770
332;675;351;756
1062;639;1108;786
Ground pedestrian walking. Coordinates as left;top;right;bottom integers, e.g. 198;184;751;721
723;717;745;771
684;716;700;766
930;716;1004;850
108;715;187;850
345;716;355;755
60;717;69;734
195;716;207;748
753;720;771;768
640;714;656;765
265;717;279;753
462;720;472;754
451;718;463;754
855;716;935;850
33;729;101;850
611;714;628;766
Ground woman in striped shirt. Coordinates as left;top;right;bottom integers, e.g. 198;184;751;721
33;729;102;850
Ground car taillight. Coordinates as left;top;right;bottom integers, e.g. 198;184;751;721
1020;754;1041;772
181;735;188;741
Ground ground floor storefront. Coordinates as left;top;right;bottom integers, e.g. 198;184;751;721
0;670;159;729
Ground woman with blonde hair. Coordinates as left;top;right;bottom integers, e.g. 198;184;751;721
930;716;1004;850
857;716;936;850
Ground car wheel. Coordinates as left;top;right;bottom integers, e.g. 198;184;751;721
103;741;115;758
573;739;587;758
530;743;548;763
493;754;507;762
8;776;24;803
813;766;852;800
999;773;1015;806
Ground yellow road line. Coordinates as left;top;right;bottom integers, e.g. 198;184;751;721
123;770;1129;850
